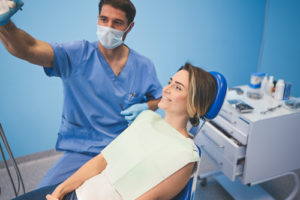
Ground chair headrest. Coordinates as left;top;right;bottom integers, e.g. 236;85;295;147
204;71;227;120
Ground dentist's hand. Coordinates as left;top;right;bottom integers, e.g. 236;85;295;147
0;0;23;26
120;103;148;124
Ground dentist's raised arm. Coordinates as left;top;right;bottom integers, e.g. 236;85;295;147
0;0;54;67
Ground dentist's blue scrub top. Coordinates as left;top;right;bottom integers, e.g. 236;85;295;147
44;40;162;155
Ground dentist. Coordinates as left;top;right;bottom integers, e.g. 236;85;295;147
0;0;162;187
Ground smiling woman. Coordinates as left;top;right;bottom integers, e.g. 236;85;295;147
13;62;217;200
158;69;190;131
160;63;217;128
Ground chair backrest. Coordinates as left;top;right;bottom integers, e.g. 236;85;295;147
172;71;227;200
203;71;227;120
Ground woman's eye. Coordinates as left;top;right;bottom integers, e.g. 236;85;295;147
176;86;182;91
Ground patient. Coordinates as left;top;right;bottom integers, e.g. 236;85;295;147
13;63;216;200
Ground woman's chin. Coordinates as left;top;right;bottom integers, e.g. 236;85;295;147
158;101;167;110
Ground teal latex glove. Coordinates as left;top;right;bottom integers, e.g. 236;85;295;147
120;103;148;124
0;0;23;26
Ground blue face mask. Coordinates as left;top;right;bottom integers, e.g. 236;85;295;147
96;24;131;49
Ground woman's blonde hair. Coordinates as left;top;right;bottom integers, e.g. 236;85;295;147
178;63;217;126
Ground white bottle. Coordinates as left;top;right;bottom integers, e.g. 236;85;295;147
266;76;274;96
274;79;285;100
261;76;268;95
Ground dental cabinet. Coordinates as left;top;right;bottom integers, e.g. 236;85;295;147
194;85;300;199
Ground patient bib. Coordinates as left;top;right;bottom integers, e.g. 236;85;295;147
102;110;200;200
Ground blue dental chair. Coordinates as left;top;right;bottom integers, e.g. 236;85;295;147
172;71;227;200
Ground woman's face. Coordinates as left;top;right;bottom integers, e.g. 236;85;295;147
158;70;189;116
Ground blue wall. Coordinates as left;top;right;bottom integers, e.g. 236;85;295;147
1;0;295;159
260;0;300;96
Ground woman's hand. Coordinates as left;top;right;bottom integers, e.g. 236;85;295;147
46;194;59;200
45;184;65;200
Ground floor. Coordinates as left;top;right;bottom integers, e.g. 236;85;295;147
0;149;299;200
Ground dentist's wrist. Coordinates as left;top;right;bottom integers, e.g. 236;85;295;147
141;102;148;110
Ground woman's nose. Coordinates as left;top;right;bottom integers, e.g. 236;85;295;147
163;85;171;94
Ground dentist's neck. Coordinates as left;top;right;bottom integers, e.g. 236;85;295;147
164;113;189;138
98;43;128;61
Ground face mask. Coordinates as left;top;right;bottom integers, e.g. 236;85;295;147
96;24;131;49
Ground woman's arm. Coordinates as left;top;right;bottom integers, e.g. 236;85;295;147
46;153;107;200
137;162;196;200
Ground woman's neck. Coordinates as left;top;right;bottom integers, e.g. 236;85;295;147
164;113;189;138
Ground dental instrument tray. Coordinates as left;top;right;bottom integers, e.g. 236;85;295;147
227;99;254;113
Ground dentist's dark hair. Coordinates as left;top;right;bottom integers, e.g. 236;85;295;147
178;63;217;126
98;0;136;25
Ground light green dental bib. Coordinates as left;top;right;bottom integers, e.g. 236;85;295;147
102;110;200;200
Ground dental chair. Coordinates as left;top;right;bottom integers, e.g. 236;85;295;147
172;71;227;200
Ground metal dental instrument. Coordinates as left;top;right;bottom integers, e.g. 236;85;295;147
260;104;282;114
